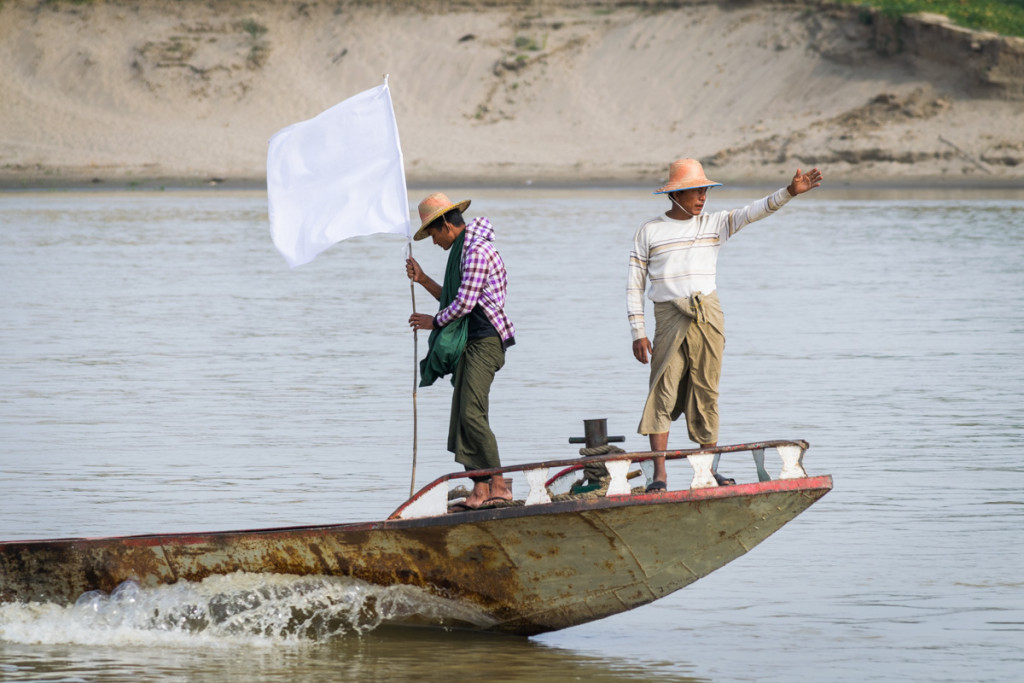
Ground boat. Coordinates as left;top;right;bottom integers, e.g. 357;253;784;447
0;437;831;637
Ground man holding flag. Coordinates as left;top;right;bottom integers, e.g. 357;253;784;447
406;193;516;510
268;78;516;503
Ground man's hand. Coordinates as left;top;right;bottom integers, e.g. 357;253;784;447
408;313;434;331
406;257;443;300
405;257;424;283
633;338;653;364
787;167;823;196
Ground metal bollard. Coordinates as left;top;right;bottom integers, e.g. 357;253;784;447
568;418;625;449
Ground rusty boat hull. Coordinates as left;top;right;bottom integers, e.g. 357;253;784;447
0;442;831;636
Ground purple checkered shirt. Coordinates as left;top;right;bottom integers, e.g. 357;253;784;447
434;217;515;345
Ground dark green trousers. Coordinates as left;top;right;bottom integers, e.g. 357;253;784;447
448;336;505;472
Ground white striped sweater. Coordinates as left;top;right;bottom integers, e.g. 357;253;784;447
627;187;793;341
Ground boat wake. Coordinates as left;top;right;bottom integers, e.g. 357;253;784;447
0;572;495;647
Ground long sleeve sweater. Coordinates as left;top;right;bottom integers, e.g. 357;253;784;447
627;187;793;341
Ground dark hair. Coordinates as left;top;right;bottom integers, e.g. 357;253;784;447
427;208;465;232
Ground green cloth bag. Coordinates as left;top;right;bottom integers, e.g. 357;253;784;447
419;231;468;387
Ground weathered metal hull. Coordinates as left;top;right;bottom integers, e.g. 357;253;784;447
0;475;830;636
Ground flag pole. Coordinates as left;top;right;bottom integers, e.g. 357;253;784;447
409;238;418;498
389;74;421;499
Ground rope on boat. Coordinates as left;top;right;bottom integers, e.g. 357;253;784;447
577;444;626;457
579;443;624;486
548;444;640;501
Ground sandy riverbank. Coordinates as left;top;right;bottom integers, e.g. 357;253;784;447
1;0;1022;189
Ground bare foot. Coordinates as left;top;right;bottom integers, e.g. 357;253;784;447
488;475;513;502
463;480;492;509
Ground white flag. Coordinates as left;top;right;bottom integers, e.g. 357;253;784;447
268;78;411;268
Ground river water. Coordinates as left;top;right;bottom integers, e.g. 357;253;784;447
1;186;1022;681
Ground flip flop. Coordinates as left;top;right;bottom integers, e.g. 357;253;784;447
713;473;736;486
447;502;474;513
479;497;513;509
645;481;667;493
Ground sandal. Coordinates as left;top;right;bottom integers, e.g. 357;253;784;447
478;497;513;509
713;472;736;486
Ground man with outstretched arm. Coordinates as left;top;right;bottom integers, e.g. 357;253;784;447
628;158;823;491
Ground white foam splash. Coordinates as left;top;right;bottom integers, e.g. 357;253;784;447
0;572;495;647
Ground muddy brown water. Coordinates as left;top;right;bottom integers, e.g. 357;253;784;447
1;188;1022;681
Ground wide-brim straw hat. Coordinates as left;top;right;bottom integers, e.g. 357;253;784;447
653;158;722;194
413;192;471;241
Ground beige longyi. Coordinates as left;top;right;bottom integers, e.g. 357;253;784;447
639;292;725;444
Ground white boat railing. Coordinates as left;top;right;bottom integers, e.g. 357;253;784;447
390;440;811;520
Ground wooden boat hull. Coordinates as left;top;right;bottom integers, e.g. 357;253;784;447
0;475;831;636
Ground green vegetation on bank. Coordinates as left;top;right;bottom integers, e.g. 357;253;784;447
15;0;1024;39
837;0;1024;38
